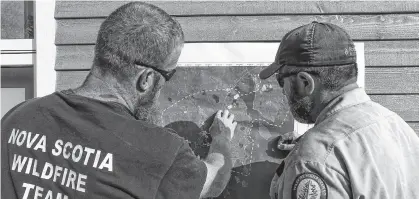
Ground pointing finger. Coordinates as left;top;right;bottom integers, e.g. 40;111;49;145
216;110;222;118
223;110;229;118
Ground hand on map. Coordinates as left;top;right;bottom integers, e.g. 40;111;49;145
209;110;237;140
266;131;298;159
277;131;298;150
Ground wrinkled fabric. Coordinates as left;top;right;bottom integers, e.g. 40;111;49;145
2;90;207;199
271;88;419;199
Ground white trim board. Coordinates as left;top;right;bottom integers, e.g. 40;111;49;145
34;0;57;97
0;53;35;66
0;39;35;51
178;43;280;64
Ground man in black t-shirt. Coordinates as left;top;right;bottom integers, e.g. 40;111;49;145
2;2;236;199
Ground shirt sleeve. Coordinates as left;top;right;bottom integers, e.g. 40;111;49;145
278;160;351;199
156;141;208;199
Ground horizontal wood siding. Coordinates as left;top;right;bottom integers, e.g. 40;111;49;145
56;14;419;44
55;1;419;17
409;122;419;133
55;1;419;134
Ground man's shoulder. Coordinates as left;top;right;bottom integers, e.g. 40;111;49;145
287;118;357;167
288;127;339;164
287;101;400;167
320;100;395;134
284;128;350;179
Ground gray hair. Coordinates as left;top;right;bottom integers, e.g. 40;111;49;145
288;63;358;90
93;2;184;78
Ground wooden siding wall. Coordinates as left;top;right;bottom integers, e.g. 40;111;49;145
54;1;419;133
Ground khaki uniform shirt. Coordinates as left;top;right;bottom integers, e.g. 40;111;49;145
270;88;419;199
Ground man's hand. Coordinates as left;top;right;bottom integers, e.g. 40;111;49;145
200;110;236;198
277;131;298;151
266;131;299;159
209;110;237;140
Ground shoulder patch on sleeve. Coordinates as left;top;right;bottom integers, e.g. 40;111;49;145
291;172;328;199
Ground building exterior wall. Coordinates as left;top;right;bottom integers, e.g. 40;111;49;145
54;1;419;133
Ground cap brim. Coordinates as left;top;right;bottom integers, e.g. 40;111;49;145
259;62;283;80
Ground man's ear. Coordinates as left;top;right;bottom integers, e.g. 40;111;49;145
136;69;155;92
295;72;315;96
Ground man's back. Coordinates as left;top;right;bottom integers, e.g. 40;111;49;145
2;90;206;199
275;88;419;199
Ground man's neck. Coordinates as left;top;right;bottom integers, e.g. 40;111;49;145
72;72;134;112
311;82;359;121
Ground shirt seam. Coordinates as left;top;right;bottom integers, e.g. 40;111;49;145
309;22;317;64
316;95;370;125
153;141;185;199
288;102;363;160
323;112;398;163
288;98;372;166
58;90;135;118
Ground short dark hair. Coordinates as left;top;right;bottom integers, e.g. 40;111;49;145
287;64;358;90
93;2;184;78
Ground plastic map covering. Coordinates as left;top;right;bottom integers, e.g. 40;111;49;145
156;43;365;199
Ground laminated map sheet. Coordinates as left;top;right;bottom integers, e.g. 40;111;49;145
157;43;365;199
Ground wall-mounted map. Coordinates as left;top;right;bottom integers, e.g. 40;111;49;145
159;66;292;199
157;43;365;199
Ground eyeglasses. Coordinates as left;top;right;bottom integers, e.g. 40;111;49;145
135;61;176;81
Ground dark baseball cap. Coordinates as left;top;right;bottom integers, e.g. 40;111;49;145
259;21;356;79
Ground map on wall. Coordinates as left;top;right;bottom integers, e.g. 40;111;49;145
157;43;365;199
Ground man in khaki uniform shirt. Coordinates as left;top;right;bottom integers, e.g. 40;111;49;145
260;21;419;199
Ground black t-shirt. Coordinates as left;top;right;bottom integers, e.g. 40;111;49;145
1;90;207;199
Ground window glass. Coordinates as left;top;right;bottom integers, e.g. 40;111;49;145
1;67;34;118
1;1;34;39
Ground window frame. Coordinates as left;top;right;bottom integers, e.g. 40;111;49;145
1;0;57;98
0;39;35;66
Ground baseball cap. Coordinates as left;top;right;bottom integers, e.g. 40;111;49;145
259;21;356;79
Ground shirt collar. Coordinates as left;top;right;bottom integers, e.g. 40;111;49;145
315;87;371;125
59;89;136;119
